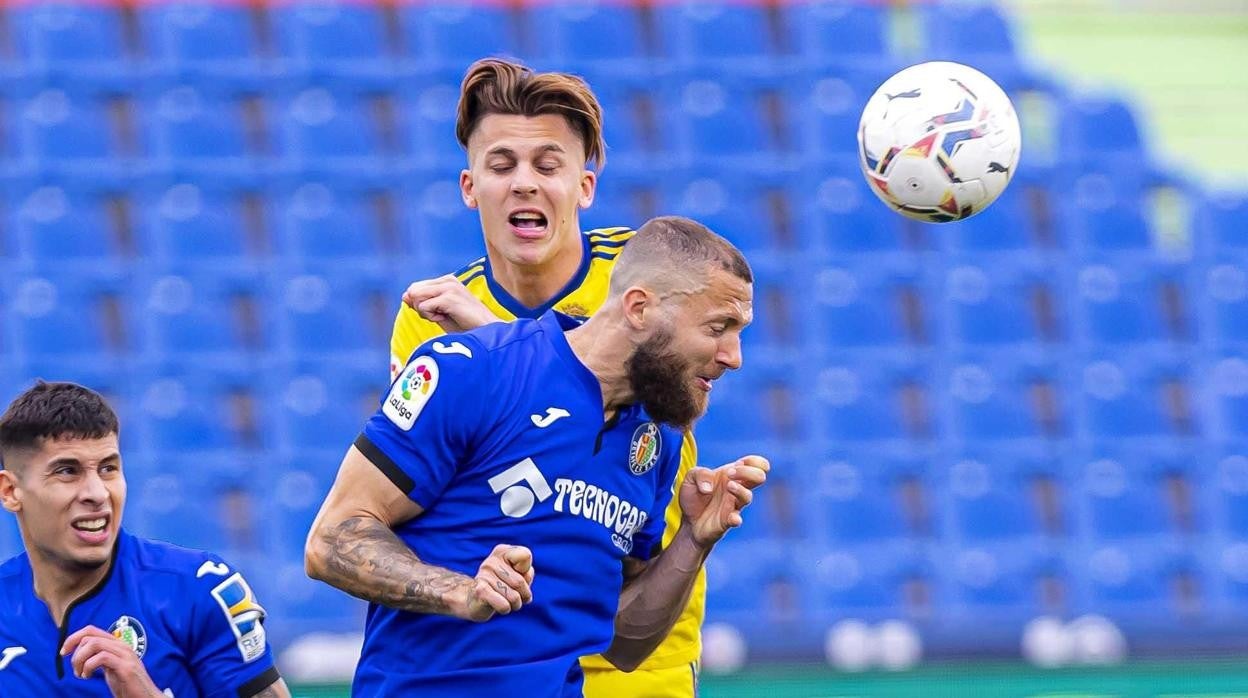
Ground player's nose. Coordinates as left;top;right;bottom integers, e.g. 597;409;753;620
77;468;109;504
510;167;539;196
716;335;743;371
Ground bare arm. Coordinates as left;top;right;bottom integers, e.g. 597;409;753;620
601;526;709;672
304;445;475;616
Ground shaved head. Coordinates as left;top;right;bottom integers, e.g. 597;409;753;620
608;216;752;302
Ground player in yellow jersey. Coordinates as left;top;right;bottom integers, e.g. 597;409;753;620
388;58;705;697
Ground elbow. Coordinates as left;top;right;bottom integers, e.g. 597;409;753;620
303;525;331;582
602;646;642;673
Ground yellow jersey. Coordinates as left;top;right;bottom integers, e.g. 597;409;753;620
388;227;706;684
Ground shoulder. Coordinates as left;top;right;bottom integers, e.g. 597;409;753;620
587;227;635;262
0;552;27;579
452;256;488;282
124;535;242;596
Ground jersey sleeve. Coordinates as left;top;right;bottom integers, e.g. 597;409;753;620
390;302;448;381
628;427;685;561
183;557;281;698
362;335;493;508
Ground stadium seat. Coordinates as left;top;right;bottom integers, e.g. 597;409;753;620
402;178;487;267
801;543;936;620
149;86;262;175
527;2;650;68
941;184;1042;253
1074;543;1202;622
140;3;268;81
140;181;271;268
6;273;130;365
11;184;130;268
810;354;937;442
792;67;887;159
920;4;1023;73
272;2;394;79
1205;356;1248;441
1200;191;1248;254
576;68;678;167
271;269;394;363
278;87;394;174
810;260;933;349
17;89;126;171
938;449;1063;545
669;170;800;256
12;4;132;81
1072;259;1194;346
938;543;1069;621
705;539;805;627
664;72;796;169
941;352;1065;441
654;2;787;71
131;368;270;454
942;259;1063;346
277;182;398;269
791;2;889;67
806;167;912;255
1070;443;1204;543
588;169;670;231
266;362;382;454
1058;96;1147;165
1062;170;1154;252
399;3;523;69
1207;539;1248;617
1200;257;1248;347
135;271;267;365
400;70;470;170
1211;447;1248;540
804;451;929;546
1076;352;1199;439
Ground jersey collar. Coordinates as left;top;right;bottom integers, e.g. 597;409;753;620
483;233;592;320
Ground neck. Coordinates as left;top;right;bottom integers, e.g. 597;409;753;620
28;544;113;624
487;232;584;310
566;313;636;416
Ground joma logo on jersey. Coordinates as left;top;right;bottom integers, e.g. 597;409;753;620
553;478;650;554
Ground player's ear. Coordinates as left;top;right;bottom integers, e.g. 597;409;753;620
460;170;478;209
0;469;22;513
577;169;596;210
621;286;654;331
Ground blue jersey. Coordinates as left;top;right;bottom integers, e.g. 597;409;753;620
0;531;279;697
354;311;682;697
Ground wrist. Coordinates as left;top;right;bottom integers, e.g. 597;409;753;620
674;523;716;559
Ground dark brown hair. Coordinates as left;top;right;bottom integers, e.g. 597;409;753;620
0;381;119;471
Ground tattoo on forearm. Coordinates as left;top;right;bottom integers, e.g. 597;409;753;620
314;516;473;614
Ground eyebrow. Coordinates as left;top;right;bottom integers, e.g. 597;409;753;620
45;453;121;470
485;144;567;158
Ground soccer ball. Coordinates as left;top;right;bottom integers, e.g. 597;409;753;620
857;61;1021;223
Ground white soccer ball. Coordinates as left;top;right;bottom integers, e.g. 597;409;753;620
858;61;1021;223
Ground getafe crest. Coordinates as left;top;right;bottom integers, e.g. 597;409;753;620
109;615;147;659
628;422;661;476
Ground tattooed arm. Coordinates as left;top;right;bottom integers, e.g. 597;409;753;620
305;446;533;621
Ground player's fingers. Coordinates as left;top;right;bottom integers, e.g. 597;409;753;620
70;637;111;678
739;455;771;473
79;645;126;679
61;626;111;655
727;479;754;508
483;561;533;606
475;576;519;614
502;545;533;574
730;465;768;490
688;467;715;494
404;276;460;306
523;564;536;586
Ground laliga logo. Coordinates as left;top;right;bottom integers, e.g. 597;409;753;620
401;364;433;400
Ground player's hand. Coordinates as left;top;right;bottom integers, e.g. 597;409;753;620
463;544;536;622
678;455;770;548
61;625;163;698
402;275;499;334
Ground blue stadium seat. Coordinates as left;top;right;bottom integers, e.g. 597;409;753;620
942;259;1062;346
1201;257;1248;347
920;4;1022;72
1076;352;1198;439
135;271;267;365
1072;259;1193;345
131;368;269;454
1070;443;1204;545
527;2;649;67
1058;96;1147;164
792;2;889;67
576;68;678;167
793;68;886;159
267;362;382;454
1200;191;1248;254
802;543;935;620
140;182;271;268
1206;356;1248;441
587;169;668;231
12;184;128;268
939;544;1067;620
1211;447;1248;540
806;167;911;255
12;4;131;80
400;3;522;69
705;539;804;625
1206;539;1248;617
273;3;392;78
655;2;785;70
1062;170;1153;252
938;449;1061;545
141;3;267;81
402;178;487;267
401;70;469;170
941;353;1064;441
279;87;393;174
17;89;121;170
277;182;395;268
669;170;799;255
149;86;259;174
665;72;795;169
809;355;936;442
6;273;129;365
1074;544;1199;621
942;185;1041;253
810;260;932;349
805;452;927;546
694;374;798;462
272;269;394;363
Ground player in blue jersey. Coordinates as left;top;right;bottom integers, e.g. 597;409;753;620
305;216;769;697
0;381;290;698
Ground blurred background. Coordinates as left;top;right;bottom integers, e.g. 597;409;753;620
0;0;1245;695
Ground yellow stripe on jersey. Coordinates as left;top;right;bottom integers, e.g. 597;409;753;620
388;228;706;681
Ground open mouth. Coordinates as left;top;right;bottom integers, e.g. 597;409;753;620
697;376;714;391
509;210;548;235
71;514;111;543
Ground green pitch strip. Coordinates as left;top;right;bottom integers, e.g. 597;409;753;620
287;661;1248;698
